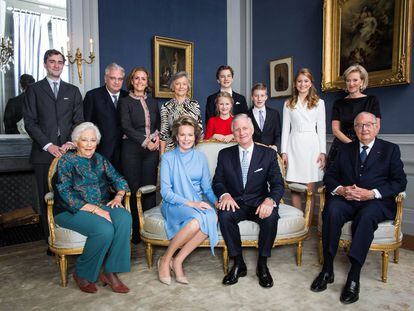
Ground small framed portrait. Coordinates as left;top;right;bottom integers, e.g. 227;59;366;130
322;0;413;91
153;36;194;98
269;56;294;98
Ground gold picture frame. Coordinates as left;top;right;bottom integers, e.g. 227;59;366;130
269;56;293;98
322;0;413;92
153;36;194;98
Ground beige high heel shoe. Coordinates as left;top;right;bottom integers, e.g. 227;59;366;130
157;257;171;285
171;258;189;284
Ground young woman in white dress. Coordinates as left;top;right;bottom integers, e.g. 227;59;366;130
281;68;326;210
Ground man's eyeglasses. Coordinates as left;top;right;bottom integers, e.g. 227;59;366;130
354;122;376;130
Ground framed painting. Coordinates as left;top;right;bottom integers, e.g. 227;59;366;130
153;36;194;98
269;56;293;98
322;0;413;91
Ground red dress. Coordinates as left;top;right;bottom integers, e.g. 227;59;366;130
205;116;234;139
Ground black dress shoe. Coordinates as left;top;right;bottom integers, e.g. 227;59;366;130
256;265;273;288
340;280;359;304
310;271;334;292
222;263;247;285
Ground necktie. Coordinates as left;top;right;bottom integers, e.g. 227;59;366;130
241;150;249;188
360;145;368;163
53;82;58;99
259;110;264;131
112;95;118;108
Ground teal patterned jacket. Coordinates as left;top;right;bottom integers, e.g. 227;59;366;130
54;151;129;215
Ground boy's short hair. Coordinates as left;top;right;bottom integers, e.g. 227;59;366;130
216;65;234;80
251;83;267;93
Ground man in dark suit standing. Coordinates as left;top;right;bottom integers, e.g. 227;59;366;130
83;63;128;172
311;112;406;304
247;83;281;151
213;114;284;288
23;49;83;244
4;74;35;134
205;65;248;123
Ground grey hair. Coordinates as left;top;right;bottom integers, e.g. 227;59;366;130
71;122;102;144
231;113;254;132
343;64;369;91
105;63;125;76
169;71;191;91
354;111;377;125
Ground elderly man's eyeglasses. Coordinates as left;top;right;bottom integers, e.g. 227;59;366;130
354;122;376;130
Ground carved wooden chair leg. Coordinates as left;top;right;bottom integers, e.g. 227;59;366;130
393;248;400;264
318;238;324;265
145;243;153;269
222;246;229;274
58;254;68;287
296;241;303;266
381;251;389;283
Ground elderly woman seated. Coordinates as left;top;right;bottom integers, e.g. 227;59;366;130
54;122;132;294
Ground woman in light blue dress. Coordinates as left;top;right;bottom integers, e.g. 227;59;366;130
158;116;218;285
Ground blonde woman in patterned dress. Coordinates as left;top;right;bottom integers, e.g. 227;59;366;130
159;71;203;155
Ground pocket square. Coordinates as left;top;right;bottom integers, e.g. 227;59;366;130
235;101;240;105
64;97;69;100
254;168;263;173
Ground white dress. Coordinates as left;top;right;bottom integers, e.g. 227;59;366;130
281;98;326;183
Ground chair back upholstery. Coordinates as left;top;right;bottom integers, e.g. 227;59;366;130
196;141;237;178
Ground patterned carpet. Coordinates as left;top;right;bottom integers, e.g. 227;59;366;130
0;229;412;311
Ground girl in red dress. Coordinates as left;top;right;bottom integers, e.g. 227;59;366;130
205;91;234;142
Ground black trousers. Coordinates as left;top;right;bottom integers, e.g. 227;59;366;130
33;162;52;242
218;204;279;258
121;140;159;241
322;196;393;266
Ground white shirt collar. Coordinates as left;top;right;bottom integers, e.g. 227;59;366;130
220;88;232;96
359;138;375;150
106;86;120;98
238;142;254;154
253;106;265;113
46;76;61;85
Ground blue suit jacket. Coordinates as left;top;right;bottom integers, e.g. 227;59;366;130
324;138;407;211
212;143;284;208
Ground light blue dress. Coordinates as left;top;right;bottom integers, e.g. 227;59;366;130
160;147;219;254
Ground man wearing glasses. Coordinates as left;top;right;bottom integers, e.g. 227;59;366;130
310;111;406;304
84;63;128;172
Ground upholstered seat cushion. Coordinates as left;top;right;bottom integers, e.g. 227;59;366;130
141;203;307;241
48;225;87;249
317;216;401;244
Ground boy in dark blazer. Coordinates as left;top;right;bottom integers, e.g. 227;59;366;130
205;65;248;123
247;83;281;152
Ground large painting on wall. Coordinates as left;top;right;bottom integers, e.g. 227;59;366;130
153;36;194;98
322;0;413;91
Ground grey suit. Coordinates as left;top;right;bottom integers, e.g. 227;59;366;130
23;77;83;240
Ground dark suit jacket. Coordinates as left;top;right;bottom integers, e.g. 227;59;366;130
118;94;160;145
23;78;83;164
212;143;284;208
247;106;281;151
324;139;407;211
83;86;128;160
205;90;248;123
4;93;25;134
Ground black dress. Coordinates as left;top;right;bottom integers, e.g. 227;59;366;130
327;95;381;166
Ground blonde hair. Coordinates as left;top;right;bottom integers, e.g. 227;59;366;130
214;91;234;116
287;68;319;110
343;64;369;91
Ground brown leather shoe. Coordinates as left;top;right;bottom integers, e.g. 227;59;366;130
100;272;130;293
72;271;97;293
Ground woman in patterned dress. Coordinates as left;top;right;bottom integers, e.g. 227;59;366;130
159;71;203;155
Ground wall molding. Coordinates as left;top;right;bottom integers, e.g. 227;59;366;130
67;0;100;95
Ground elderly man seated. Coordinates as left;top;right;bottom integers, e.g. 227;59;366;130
310;112;407;304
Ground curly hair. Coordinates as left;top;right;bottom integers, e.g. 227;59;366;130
171;116;202;147
286;68;319;110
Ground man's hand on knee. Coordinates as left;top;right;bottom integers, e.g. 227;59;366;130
255;198;274;219
217;193;239;212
